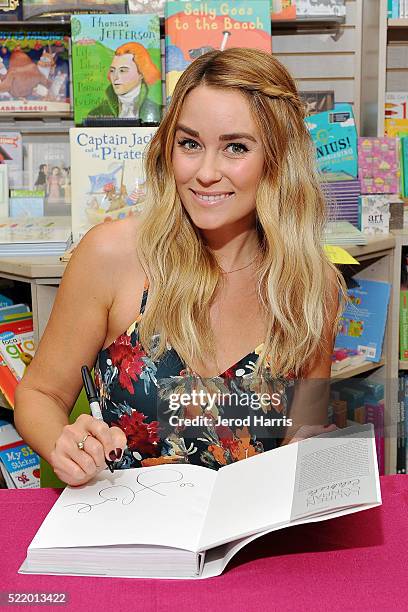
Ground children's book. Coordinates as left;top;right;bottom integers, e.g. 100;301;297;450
71;13;162;126
165;0;272;104
384;117;408;137
296;0;346;17
300;90;334;115
335;278;391;363
0;324;35;382
272;0;296;20
23;0;125;19
70;126;157;242
385;92;408;120
0;440;40;489
0;216;72;255
358;136;399;195
0;0;22;20
25;141;70;212
0;132;22;187
19;424;380;579
9;190;45;218
305;103;358;181
0;31;70;115
0;317;33;407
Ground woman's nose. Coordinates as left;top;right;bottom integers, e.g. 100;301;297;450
195;151;223;185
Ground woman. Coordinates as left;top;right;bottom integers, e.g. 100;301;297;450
14;48;344;486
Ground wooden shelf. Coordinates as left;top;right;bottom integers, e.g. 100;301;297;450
345;234;395;260
331;359;386;380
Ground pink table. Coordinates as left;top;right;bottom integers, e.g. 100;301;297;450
0;475;407;612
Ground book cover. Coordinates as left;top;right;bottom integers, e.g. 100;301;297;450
359;195;390;235
305;103;358;181
0;132;22;187
23;0;125;19
296;0;346;17
70;126;157;242
0;0;22;20
25;141;70;213
71;13;162;126
165;0;272;104
384;117;408;137
0;440;40;489
335;278;391;362
272;0;296;20
400;290;408;360
385;92;408;120
0;317;33;407
0;31;70;115
9;189;45;218
0;217;72;255
358;136;399;194
0;328;34;382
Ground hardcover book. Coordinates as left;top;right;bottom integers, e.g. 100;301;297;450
335;278;391;363
359;195;390;235
0;132;22;188
0;1;22;23
71;13;162;126
23;0;126;20
70;126;157;242
165;0;272;104
25;141;70;212
19;425;380;579
305;103;358;182
0;31;70;115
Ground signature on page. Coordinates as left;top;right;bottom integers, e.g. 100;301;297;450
64;469;195;513
306;478;361;507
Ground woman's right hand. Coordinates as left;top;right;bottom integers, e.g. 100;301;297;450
50;413;127;486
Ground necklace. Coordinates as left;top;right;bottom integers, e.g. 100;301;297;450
219;253;259;274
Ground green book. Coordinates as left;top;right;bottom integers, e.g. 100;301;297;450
71;13;162;126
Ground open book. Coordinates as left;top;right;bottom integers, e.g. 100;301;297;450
20;424;381;579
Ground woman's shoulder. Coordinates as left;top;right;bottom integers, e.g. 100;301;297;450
68;216;144;282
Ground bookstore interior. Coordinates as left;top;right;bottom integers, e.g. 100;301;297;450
0;0;406;583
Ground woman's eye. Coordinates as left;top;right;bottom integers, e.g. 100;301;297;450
177;138;200;151
226;143;249;155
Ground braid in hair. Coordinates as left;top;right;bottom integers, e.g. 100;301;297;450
259;85;307;119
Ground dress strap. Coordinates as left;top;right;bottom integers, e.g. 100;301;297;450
139;277;149;315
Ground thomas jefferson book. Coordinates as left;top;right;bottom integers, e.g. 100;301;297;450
71;13;162;126
0;31;70;115
70;126;157;242
19;425;381;579
165;0;272;104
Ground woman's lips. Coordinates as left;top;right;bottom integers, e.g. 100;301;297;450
190;189;235;206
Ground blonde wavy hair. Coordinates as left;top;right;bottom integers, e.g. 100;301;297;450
137;47;345;378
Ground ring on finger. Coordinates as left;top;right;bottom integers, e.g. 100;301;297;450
77;433;90;450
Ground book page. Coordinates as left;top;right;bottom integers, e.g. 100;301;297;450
198;444;298;551
290;424;380;520
29;464;216;553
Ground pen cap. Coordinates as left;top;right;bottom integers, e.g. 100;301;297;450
81;365;99;403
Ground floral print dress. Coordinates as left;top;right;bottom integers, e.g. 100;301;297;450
95;283;294;471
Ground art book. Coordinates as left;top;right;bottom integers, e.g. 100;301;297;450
19;425;380;579
0;31;70;115
305;103;358;181
71;13;162;126
25;141;70;211
359;195;390;235
335;278;391;363
23;0;125;20
70;127;157;242
165;0;272;103
0;131;22;188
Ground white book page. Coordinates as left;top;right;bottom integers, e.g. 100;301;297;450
290;424;380;520
198;444;298;550
29;464;216;553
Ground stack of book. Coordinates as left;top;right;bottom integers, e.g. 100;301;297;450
322;179;361;226
324;220;367;246
0;217;72;256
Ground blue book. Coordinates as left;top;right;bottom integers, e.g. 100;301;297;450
0;303;30;322
335;278;391;362
305;103;358;181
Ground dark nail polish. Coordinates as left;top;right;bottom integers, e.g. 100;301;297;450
116;448;122;460
109;450;116;461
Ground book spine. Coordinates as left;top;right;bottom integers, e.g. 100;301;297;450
365;402;385;476
400;290;408;359
397;375;406;473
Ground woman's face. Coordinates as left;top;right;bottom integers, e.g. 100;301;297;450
172;85;264;233
109;53;142;95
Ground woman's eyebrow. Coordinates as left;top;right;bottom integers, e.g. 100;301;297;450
176;123;257;142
